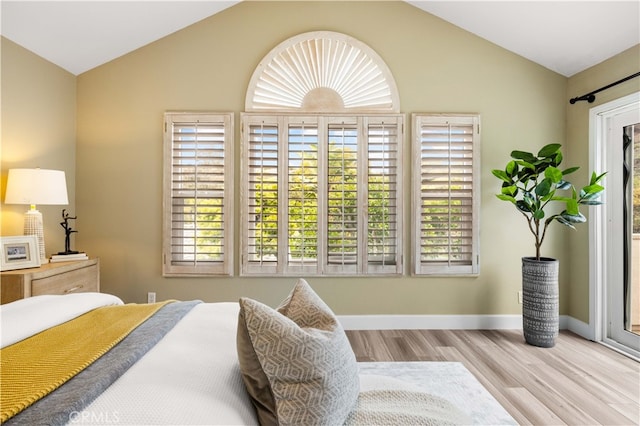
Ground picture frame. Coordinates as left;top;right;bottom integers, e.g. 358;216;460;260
0;235;41;271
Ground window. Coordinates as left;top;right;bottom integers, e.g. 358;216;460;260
163;113;234;276
241;114;403;276
241;31;403;276
412;114;480;275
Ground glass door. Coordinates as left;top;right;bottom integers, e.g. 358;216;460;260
607;108;640;353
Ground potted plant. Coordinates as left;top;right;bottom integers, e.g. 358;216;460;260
492;143;605;347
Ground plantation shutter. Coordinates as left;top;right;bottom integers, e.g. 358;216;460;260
287;120;319;273
241;114;403;276
412;114;480;275
325;120;359;274
163;113;234;276
244;120;280;274
366;117;403;274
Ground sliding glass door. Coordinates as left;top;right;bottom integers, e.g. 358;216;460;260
611;112;640;346
592;95;640;358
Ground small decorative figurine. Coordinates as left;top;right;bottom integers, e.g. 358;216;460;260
58;209;79;254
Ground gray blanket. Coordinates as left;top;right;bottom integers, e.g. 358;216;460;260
5;300;201;426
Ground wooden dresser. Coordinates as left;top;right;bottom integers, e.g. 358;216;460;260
0;258;100;304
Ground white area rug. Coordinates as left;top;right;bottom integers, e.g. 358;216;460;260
358;362;517;425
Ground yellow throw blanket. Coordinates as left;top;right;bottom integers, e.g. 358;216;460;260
0;301;173;422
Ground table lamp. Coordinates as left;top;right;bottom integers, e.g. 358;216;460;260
4;168;69;264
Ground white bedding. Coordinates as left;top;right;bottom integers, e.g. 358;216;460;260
1;295;506;425
0;293;123;349
73;302;257;426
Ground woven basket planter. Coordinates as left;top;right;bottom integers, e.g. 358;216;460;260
521;257;559;348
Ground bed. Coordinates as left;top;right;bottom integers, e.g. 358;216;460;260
1;281;475;426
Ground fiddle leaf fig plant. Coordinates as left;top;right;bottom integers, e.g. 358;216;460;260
492;143;605;260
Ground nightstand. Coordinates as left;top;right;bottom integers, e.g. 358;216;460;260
0;258;100;304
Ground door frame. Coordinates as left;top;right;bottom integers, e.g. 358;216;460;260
589;91;640;360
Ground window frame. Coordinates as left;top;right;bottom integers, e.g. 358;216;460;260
162;112;234;276
411;113;481;276
240;113;404;277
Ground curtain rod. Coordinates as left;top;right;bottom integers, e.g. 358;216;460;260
569;71;640;104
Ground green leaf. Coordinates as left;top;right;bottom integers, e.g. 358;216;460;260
523;191;536;207
582;183;605;195
544;166;563;183
516;200;531;213
502;182;519;197
580;191;603;200
556;216;576;230
516;160;536;171
501;185;517;196
553;151;563;166
511;150;536;162
533;209;545;220
492;169;511;183
537;143;561;158
535;178;552;197
561;211;586;223
551;196;574;203
511;150;532;159
590;171;607;185
580;200;603;205
556;180;572;190
496;194;516;203
562;166;579;176
566;198;579;215
506;160;518;177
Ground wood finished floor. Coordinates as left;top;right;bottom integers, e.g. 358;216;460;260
346;329;640;425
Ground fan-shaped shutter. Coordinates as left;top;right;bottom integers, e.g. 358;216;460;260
246;31;399;113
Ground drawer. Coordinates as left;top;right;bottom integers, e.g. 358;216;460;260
31;264;99;296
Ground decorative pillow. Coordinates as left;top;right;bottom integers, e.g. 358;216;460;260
237;278;360;426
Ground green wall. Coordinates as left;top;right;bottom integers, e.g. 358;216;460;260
1;37;77;256
74;1;568;314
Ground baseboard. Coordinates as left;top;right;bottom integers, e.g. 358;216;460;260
339;314;587;332
564;316;592;340
338;314;522;330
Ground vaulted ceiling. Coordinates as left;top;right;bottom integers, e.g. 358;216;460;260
1;1;638;77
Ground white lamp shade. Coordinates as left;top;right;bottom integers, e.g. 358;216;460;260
4;168;69;205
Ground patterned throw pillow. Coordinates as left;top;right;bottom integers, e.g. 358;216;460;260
237;278;360;426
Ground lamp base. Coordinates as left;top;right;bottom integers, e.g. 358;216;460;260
24;209;47;264
57;251;80;255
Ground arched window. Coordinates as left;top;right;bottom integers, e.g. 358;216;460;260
245;31;400;113
241;32;403;276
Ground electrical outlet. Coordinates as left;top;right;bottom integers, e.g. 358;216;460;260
148;292;156;304
518;291;523;304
